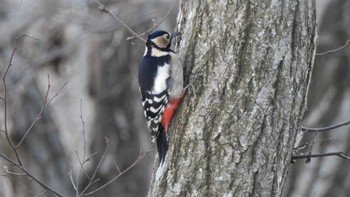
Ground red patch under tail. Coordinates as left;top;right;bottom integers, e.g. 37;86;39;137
161;95;183;133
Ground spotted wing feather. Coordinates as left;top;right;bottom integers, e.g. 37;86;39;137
141;90;169;140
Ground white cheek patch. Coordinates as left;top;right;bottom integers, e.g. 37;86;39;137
152;63;170;94
151;48;169;57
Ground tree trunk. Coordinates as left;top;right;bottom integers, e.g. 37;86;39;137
149;0;316;196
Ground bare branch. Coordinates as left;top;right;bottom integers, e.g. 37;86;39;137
94;0;146;43
80;99;87;158
33;191;49;197
75;151;93;196
1;172;36;195
2;36;20;80
85;152;99;162
14;77;68;148
22;34;39;41
68;170;77;191
0;33;63;196
316;39;350;56
1;34;37;80
300;120;350;132
82;144;154;196
3;166;26;176
294;137;334;154
113;160;121;174
75;99;91;196
0;152;64;197
291;151;350;163
79;138;111;196
1;35;27;165
304;132;318;163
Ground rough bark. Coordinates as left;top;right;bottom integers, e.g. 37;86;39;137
149;0;316;196
283;1;350;197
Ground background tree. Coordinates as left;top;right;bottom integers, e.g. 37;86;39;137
283;0;350;196
149;0;316;196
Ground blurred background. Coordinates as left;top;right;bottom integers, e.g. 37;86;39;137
0;0;177;196
284;0;350;197
0;0;349;197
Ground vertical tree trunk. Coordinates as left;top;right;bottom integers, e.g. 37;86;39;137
149;0;316;196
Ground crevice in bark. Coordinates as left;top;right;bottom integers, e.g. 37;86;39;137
291;1;299;63
234;2;253;93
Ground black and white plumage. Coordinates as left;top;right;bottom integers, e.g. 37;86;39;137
138;30;184;165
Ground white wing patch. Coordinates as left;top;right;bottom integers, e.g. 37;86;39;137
152;63;170;94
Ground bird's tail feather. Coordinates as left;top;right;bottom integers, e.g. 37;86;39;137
156;125;168;166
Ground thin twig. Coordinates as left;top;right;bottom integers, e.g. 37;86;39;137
305;132;318;163
75;151;93;192
94;0;146;43
68;170;77;191
79;138;111;196
33;191;49;197
75;151;99;182
0;34;57;196
14;76;68;148
300;120;350;132
316;40;350;56
80;99;87;160
126;1;178;41
0;34;37;80
294;137;334;154
75;99;89;197
85;152;99;162
3;166;26;176
0;152;64;197
113;160;121;174
292;151;350;162
1;35;25;165
1;172;36;195
82;144;154;196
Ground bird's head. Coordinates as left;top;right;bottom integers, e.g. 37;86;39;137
147;30;179;50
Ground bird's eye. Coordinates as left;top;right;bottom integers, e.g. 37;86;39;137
165;34;170;39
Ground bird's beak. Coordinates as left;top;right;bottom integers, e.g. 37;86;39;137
171;32;181;40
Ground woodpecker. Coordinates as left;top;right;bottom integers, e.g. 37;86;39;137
138;30;184;165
